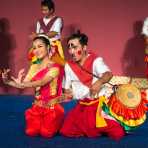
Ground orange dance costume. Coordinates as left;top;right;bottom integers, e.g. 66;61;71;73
25;64;64;138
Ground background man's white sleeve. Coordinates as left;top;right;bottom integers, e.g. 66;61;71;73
50;18;63;34
142;17;148;37
93;57;111;77
36;21;41;33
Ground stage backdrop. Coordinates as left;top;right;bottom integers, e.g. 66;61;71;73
0;0;147;94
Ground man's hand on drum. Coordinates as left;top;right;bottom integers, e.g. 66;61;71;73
90;81;102;98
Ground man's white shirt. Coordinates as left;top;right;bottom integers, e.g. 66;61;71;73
36;17;63;41
63;57;111;100
142;17;148;37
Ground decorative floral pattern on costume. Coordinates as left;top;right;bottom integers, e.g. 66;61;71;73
28;48;42;64
31;66;60;102
50;40;65;66
102;90;148;132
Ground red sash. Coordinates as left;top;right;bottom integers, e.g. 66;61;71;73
39;16;63;33
68;54;97;87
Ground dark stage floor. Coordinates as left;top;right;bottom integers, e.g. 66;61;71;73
0;95;148;148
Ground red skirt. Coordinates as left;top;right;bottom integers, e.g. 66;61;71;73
25;104;64;138
60;100;125;140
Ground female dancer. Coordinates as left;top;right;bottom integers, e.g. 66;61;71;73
2;35;64;138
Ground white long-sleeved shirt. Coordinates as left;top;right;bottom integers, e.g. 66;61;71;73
63;56;115;121
142;17;148;37
64;56;111;100
36;16;63;41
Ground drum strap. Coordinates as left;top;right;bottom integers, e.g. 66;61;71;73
77;63;114;86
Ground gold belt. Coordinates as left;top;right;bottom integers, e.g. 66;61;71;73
33;99;55;109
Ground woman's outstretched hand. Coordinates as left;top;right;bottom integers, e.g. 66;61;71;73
2;69;10;84
2;69;25;89
11;68;25;83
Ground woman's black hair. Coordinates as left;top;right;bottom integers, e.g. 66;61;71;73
33;36;50;47
67;30;88;46
41;0;55;12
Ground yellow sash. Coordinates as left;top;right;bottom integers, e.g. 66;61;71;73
79;96;107;128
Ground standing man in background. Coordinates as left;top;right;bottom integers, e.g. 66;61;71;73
30;0;65;66
142;17;148;77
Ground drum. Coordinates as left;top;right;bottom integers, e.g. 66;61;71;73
115;84;141;109
102;84;148;132
109;76;148;89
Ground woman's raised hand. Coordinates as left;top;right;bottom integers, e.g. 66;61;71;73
2;69;10;84
11;68;25;83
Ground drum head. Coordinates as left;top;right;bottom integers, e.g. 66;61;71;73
115;84;141;109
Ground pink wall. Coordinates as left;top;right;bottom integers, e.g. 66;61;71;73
0;0;147;94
